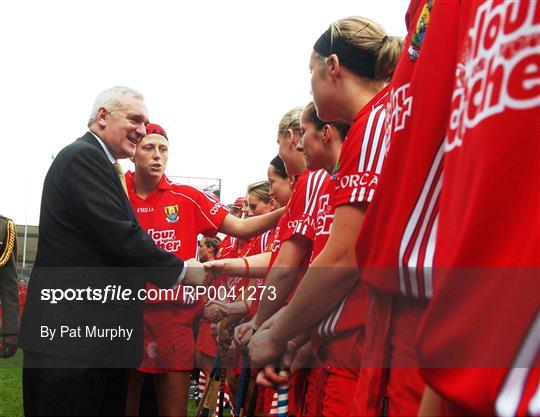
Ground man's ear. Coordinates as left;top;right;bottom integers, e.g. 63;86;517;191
269;198;278;211
96;107;108;129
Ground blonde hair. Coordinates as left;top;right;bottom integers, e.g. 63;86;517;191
319;16;403;82
278;106;304;136
247;181;272;204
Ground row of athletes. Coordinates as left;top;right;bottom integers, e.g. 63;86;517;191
120;1;538;416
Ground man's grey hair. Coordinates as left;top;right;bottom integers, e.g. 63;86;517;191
87;86;144;127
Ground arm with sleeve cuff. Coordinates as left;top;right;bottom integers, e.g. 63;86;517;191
66;148;184;289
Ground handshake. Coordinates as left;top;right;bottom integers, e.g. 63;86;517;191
178;258;228;288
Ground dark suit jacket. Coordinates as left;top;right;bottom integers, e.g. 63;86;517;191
19;132;183;367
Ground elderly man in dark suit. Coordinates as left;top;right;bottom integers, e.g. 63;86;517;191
19;86;209;416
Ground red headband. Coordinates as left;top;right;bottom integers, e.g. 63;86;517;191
146;123;168;140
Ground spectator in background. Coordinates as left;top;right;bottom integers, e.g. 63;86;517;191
0;214;19;359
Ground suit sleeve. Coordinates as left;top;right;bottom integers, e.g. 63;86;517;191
65;147;183;288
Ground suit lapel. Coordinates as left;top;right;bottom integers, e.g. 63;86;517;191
80;133;138;223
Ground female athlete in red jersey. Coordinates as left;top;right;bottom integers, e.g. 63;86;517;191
197;237;221;263
195;182;278;382
205;107;332;415
123;124;284;417
246;16;401;416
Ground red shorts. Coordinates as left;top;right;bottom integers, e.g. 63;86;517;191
302;367;357;417
350;289;428;416
195;319;218;358
139;303;202;373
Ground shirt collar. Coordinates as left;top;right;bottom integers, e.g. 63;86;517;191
352;84;391;123
89;130;116;164
125;170;172;198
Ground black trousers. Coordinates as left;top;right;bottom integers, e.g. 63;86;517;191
23;350;129;416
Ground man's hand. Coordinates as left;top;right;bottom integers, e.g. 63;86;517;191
182;258;212;287
0;335;18;359
248;328;286;368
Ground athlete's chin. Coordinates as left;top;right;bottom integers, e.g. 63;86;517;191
144;170;163;179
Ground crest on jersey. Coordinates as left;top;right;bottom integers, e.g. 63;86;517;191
164;205;179;223
408;0;434;62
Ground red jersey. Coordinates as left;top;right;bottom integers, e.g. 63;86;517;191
269;170;329;289
418;1;540;415
249;170;329;316
313;88;388;341
313;88;388;370
126;171;228;261
125;171;229;370
355;0;466;300
269;170;328;264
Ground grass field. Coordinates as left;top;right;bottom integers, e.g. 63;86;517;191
0;349;23;417
0;350;228;417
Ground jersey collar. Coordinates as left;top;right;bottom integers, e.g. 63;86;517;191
352;84;390;123
124;171;172;201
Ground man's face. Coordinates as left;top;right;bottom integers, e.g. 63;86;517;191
133;134;169;180
100;94;149;159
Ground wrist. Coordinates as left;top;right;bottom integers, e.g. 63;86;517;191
242;256;250;276
269;326;287;350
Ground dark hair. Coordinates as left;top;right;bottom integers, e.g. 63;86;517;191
304;102;350;139
270;155;288;179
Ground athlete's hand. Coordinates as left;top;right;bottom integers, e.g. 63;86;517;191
256;365;288;389
217;322;233;348
248;328;286;368
289;340;313;374
205;299;232;316
254;338;300;388
182;258;212;287
203;259;229;278
203;304;226;322
234;321;254;350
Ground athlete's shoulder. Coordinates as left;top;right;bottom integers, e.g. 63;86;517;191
295;169;329;193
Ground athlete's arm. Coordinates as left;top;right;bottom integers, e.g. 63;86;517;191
204;252;271;278
254;235;312;327
267;203;367;345
219;207;284;239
